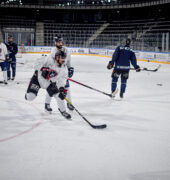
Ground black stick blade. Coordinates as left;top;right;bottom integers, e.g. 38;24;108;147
154;65;161;72
107;94;112;98
92;124;107;129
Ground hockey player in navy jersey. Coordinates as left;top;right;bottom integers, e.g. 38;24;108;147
5;35;18;80
107;39;141;98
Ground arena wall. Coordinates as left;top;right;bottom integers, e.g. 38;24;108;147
23;46;170;64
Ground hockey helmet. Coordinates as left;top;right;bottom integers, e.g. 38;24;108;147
55;50;67;59
8;35;13;39
126;38;131;46
54;35;63;43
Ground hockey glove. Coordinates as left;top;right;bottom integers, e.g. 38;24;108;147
5;55;12;62
47;82;59;97
107;61;113;69
135;65;141;72
68;67;74;78
58;87;67;100
41;67;49;79
6;58;12;63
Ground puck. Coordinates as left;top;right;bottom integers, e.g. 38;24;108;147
157;84;163;86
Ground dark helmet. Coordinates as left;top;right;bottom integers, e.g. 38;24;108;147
126;38;131;46
54;35;63;43
8;35;13;39
55;50;67;59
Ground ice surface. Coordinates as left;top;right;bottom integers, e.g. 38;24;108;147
0;54;170;180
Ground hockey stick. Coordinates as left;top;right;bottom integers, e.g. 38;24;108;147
0;59;25;65
10;61;25;65
64;97;107;129
16;62;25;65
130;64;161;72
68;78;112;98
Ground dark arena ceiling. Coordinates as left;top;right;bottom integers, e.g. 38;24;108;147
0;0;170;8
0;0;170;23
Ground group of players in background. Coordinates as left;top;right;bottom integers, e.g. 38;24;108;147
0;35;141;120
0;36;18;84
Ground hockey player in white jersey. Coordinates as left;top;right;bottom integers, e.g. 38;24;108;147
25;49;71;119
45;35;74;114
0;41;8;84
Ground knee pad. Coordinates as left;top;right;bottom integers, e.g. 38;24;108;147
25;93;36;101
11;63;16;69
111;70;120;78
122;72;129;79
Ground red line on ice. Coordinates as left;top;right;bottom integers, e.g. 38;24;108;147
0;97;44;143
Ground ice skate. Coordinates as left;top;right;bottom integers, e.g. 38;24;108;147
58;108;71;119
111;88;118;98
120;92;124;98
45;103;52;113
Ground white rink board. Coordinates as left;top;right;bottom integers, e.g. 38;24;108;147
24;46;170;63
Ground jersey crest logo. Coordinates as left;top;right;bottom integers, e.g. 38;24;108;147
48;70;58;79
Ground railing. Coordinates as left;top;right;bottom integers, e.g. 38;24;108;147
0;0;170;9
0;16;169;51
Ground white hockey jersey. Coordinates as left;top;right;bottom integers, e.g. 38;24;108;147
50;46;71;68
34;55;68;89
0;42;8;61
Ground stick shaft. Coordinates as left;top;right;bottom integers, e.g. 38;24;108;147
130;65;161;72
68;78;112;97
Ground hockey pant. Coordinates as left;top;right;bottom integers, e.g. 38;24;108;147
7;57;16;79
25;71;41;101
45;80;72;112
111;70;129;93
25;71;59;101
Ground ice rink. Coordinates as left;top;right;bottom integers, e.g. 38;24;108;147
0;54;170;180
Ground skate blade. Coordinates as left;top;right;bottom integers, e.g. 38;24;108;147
66;118;72;121
45;110;52;114
63;116;72;121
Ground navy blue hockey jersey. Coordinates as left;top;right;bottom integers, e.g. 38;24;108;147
6;42;18;58
111;45;138;71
